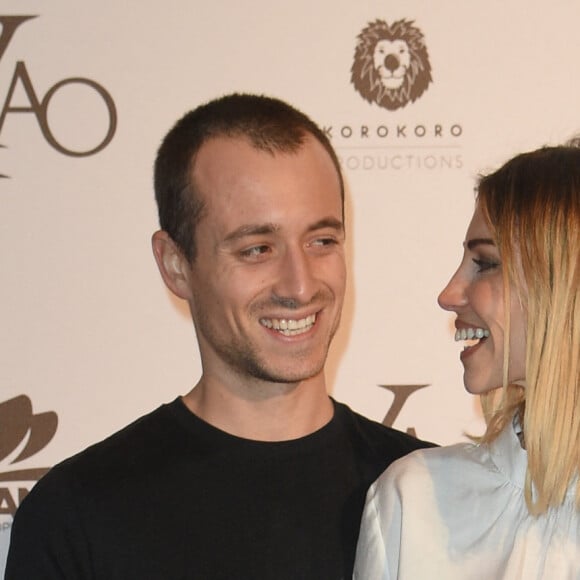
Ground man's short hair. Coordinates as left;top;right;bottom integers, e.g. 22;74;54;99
154;93;344;260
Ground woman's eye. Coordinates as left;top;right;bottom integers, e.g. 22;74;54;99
472;258;499;273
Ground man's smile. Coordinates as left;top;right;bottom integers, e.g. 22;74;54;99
259;314;317;336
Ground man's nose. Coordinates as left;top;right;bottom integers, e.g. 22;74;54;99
271;247;317;305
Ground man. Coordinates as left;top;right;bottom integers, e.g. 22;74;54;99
6;94;432;579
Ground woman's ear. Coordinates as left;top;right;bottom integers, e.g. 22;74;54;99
151;230;193;300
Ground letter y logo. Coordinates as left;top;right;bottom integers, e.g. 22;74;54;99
0;16;36;62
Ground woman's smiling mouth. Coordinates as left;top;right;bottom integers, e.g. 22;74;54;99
455;325;490;359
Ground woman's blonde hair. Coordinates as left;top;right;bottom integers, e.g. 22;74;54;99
475;139;580;514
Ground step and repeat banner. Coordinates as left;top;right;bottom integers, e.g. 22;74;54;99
1;0;579;568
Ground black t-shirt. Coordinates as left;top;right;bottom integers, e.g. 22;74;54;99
6;398;433;579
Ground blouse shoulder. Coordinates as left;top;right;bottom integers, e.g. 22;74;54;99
370;441;487;502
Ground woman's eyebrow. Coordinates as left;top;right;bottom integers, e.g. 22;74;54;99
465;237;495;251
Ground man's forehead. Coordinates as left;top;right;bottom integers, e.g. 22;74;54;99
191;133;338;189
191;135;275;187
189;133;343;232
191;134;247;168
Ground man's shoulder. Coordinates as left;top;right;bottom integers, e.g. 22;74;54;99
334;400;436;464
25;399;182;498
74;398;178;456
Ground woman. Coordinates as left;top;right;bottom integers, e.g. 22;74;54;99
354;141;580;579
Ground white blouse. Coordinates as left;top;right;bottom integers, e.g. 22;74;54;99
354;421;580;579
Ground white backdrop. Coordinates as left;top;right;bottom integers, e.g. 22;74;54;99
2;0;580;569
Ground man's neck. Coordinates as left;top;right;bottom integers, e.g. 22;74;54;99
181;374;334;441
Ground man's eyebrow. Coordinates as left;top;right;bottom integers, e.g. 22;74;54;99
223;223;279;244
307;217;344;233
223;217;344;244
465;237;495;250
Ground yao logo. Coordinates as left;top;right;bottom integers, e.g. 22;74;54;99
380;384;429;437
351;19;432;111
0;15;117;178
0;395;57;518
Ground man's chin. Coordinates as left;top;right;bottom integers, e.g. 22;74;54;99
248;361;326;386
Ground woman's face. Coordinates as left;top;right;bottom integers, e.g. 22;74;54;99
438;204;527;394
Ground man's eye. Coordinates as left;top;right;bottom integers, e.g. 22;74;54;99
240;245;269;258
310;237;338;248
473;258;499;273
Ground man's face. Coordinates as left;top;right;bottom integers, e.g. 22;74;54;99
184;135;346;387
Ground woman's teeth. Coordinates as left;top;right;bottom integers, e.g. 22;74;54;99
455;327;489;350
454;327;490;341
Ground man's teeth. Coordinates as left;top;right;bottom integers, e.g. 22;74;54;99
454;327;490;341
260;314;316;336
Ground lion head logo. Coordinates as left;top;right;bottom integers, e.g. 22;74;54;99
351;19;433;111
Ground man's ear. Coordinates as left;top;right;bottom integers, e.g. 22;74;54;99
151;230;193;300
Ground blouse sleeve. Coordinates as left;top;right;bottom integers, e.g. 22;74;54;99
353;465;404;580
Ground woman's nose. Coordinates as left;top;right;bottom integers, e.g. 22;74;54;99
437;269;467;312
